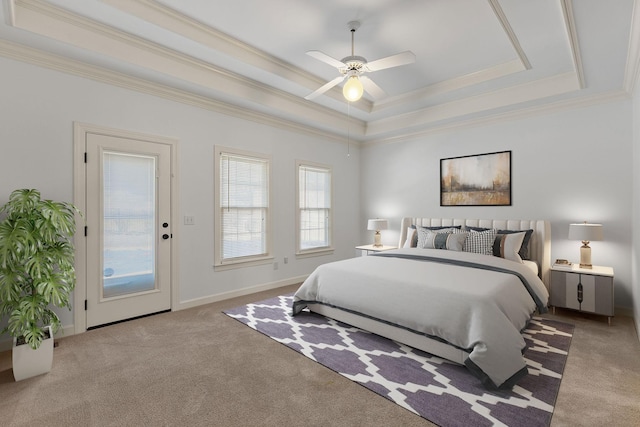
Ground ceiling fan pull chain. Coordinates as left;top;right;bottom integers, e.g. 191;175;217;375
347;101;351;158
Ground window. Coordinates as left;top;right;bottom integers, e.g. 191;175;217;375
297;161;333;256
215;147;271;267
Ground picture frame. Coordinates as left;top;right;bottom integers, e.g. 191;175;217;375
440;150;511;206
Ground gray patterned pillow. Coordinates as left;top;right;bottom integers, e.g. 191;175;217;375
413;225;464;248
417;226;452;248
463;229;497;255
419;229;467;251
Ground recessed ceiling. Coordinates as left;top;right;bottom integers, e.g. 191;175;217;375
0;0;637;143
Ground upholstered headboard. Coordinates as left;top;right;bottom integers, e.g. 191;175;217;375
398;218;551;288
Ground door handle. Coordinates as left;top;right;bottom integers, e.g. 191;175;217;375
162;233;170;240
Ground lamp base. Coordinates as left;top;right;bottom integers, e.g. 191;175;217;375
373;231;382;247
579;242;592;269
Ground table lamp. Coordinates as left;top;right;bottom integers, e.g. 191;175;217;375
568;222;603;268
367;219;388;247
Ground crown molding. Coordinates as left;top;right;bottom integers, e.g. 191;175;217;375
4;0;630;147
377;0;584;115
100;0;373;112
102;0;535;112
0;35;628;151
488;0;531;70
6;0;16;24
363;89;630;147
9;0;578;133
624;0;640;93
372;59;525;112
106;0;533;111
561;0;585;89
375;0;532;112
366;71;581;137
0;39;363;145
9;0;366;139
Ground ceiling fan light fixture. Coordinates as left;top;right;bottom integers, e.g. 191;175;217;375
304;19;414;102
343;76;364;102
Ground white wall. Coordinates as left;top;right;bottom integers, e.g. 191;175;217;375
1;52;636;342
633;81;640;337
360;100;635;311
0;57;360;338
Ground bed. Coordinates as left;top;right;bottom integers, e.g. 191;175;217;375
292;217;551;389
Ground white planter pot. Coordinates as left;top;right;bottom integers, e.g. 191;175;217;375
12;325;54;381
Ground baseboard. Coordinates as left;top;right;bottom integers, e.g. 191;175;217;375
176;275;308;311
0;337;12;353
1;293;635;353
0;276;308;353
616;306;634;318
0;324;75;353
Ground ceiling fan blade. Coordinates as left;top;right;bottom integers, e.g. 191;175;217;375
366;51;416;72
306;50;346;69
304;75;346;100
360;76;387;99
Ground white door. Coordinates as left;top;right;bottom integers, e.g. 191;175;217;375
85;133;172;328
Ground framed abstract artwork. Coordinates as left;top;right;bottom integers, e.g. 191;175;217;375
440;150;511;206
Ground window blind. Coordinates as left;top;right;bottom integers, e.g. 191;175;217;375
298;164;331;251
220;152;269;261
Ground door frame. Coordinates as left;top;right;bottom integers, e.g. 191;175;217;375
73;122;180;334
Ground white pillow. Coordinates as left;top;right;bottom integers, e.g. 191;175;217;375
494;232;526;263
403;227;417;248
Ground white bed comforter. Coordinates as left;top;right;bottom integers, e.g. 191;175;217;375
292;248;549;389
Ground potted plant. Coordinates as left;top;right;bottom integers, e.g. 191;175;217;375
0;189;79;381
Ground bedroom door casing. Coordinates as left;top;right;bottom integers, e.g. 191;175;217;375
82;130;173;328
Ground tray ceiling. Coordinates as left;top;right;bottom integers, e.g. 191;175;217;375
0;0;637;143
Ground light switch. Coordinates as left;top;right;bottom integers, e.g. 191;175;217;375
184;215;195;225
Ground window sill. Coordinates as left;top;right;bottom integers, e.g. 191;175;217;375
295;248;334;259
214;256;274;271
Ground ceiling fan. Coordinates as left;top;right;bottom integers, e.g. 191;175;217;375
305;21;416;102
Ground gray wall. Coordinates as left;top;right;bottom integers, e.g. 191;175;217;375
360;99;634;312
0;56;361;342
1;52;638;345
633;81;640;338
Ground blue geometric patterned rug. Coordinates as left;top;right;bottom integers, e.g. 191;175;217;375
224;294;574;427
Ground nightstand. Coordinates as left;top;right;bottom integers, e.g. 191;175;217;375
549;264;614;325
355;244;397;256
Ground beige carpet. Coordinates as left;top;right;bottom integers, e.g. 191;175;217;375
1;284;639;426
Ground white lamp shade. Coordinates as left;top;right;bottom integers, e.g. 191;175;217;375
568;223;603;242
367;219;388;231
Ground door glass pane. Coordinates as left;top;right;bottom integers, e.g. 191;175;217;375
103;152;156;298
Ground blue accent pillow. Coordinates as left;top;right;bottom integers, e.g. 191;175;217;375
466;226;489;232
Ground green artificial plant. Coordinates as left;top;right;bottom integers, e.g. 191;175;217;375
0;189;79;349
